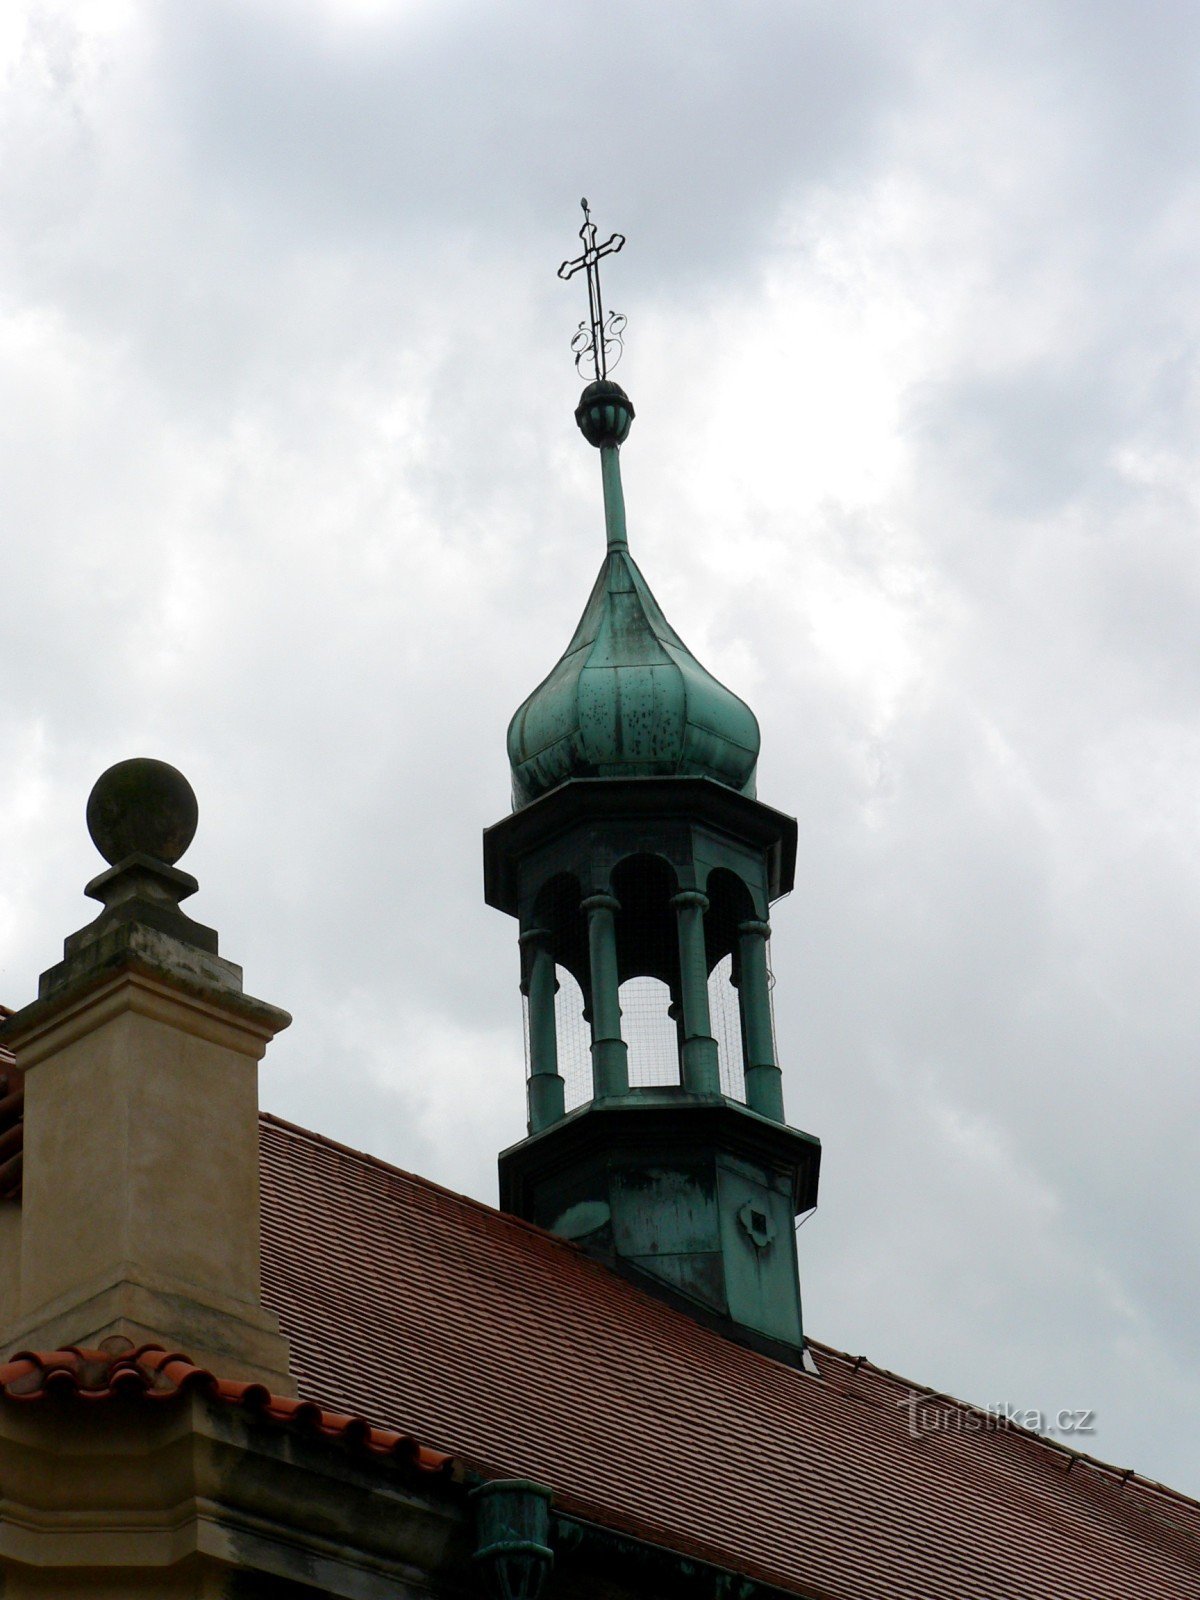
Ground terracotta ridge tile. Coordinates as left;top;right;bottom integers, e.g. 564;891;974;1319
0;1339;457;1475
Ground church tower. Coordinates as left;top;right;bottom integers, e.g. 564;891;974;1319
484;205;820;1359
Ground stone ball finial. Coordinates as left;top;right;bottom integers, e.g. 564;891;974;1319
575;379;634;448
86;758;199;867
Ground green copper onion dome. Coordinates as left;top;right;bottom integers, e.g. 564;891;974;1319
507;383;761;809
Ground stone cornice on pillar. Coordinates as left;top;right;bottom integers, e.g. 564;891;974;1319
5;951;289;1069
0;1389;467;1596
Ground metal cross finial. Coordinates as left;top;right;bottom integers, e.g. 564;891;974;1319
558;197;627;381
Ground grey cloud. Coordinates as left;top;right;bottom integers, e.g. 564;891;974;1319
152;0;908;279
1;0;1198;1503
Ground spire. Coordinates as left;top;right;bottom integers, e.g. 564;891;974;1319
577;380;633;552
484;211;821;1363
559;196;634;551
507;211;760;811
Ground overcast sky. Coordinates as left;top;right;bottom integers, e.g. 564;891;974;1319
2;0;1198;1498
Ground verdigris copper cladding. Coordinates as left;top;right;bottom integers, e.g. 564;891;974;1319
507;383;759;809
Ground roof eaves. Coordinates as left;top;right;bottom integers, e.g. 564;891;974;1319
550;1507;829;1600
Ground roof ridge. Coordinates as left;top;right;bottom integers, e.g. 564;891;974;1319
808;1340;1200;1517
259;1110;597;1255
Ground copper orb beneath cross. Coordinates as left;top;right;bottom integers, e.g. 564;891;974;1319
86;757;199;866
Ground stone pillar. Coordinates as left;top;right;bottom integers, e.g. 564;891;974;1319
0;1203;17;1321
580;893;628;1098
0;1057;20;1310
0;759;293;1391
671;891;720;1094
520;927;564;1133
737;919;784;1121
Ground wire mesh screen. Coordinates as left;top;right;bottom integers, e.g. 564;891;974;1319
708;954;746;1100
521;969;592;1114
766;938;780;1063
620;976;681;1088
555;966;592;1111
521;946;764;1112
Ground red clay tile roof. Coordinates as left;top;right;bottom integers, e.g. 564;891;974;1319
259;1113;1200;1600
2;1086;1195;1594
0;1337;455;1474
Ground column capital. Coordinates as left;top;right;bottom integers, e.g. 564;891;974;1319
518;926;553;947
581;892;621;914
738;918;772;940
671;890;710;912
